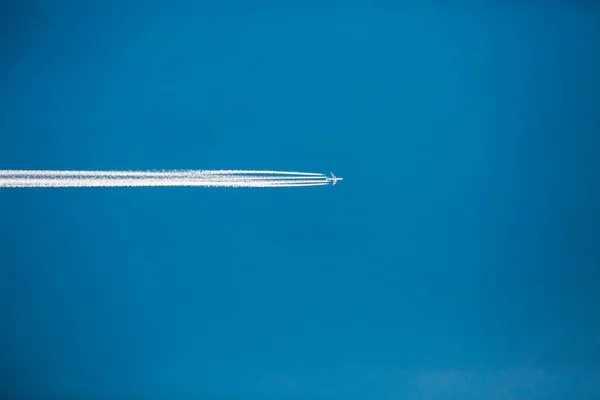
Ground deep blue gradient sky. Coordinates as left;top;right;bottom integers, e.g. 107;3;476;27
1;2;599;398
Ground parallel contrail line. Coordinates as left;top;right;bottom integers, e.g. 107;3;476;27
0;170;325;177
0;179;330;188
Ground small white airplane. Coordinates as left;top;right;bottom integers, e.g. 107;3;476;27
327;171;343;185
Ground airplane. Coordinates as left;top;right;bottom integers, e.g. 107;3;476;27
327;171;343;185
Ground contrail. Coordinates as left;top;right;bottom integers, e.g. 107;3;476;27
0;170;338;188
0;169;324;177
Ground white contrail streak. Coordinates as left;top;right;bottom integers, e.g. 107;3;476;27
0;170;334;188
1;169;324;177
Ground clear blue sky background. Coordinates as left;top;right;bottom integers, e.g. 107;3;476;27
1;2;599;398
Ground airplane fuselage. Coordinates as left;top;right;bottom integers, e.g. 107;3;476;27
327;172;343;185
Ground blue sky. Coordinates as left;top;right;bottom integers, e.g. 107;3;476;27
1;2;599;398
